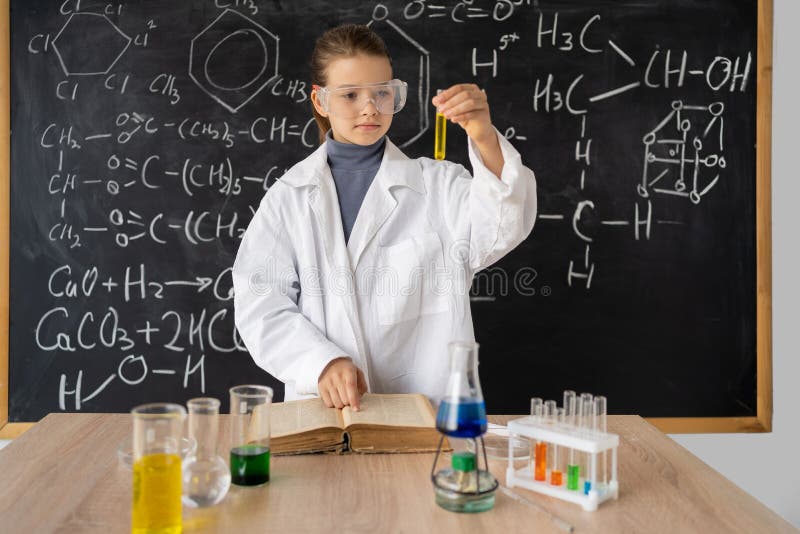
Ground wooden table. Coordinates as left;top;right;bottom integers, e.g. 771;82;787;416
0;414;794;533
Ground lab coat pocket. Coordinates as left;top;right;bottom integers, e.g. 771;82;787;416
377;232;449;326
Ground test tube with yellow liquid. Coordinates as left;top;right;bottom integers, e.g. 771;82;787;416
435;89;446;160
132;403;186;534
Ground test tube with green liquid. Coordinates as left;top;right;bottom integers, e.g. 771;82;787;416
435;89;446;160
564;390;580;491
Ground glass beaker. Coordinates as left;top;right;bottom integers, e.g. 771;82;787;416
131;402;186;534
435;341;487;438
229;385;273;486
182;398;231;507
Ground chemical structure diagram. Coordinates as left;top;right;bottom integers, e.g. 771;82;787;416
523;10;750;291
52;12;131;76
367;4;431;148
189;9;280;113
32;4;751;300
638;101;726;205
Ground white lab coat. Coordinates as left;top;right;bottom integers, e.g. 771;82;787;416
232;127;537;402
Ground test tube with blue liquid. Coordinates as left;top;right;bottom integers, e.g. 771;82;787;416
579;393;594;495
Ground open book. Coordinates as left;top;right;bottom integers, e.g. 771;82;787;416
261;393;444;455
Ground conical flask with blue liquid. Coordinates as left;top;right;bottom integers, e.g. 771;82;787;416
431;341;497;513
435;341;488;438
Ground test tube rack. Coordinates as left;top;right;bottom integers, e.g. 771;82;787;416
506;416;619;511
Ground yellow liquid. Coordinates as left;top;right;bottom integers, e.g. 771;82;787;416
132;453;182;534
435;112;447;160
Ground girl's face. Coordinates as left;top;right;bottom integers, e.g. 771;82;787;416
312;53;394;145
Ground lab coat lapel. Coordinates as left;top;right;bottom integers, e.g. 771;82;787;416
347;138;424;270
308;166;352;278
300;138;423;273
346;171;396;272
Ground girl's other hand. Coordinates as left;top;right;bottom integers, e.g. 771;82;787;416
432;83;495;144
317;357;368;410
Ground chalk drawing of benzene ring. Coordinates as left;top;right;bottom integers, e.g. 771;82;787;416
190;9;280;113
367;4;430;148
52;12;132;76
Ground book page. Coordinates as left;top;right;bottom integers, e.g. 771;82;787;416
267;398;344;438
342;393;435;428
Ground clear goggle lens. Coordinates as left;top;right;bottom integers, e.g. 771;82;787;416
316;79;408;118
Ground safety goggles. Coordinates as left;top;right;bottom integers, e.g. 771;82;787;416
313;79;408;118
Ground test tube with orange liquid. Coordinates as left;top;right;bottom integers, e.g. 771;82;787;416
535;401;556;481
550;407;565;486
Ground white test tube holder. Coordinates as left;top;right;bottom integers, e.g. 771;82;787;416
506;416;619;512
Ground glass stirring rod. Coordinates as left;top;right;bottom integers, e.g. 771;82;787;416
499;485;574;533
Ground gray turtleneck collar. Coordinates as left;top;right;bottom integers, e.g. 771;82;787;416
326;129;386;171
325;129;386;244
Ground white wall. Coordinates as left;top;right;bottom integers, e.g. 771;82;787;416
670;0;800;527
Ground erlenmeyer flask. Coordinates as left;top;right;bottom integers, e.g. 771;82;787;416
435;341;487;438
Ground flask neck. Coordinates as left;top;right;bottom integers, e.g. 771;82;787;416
187;399;221;459
445;341;483;402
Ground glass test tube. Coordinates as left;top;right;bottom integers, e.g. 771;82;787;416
564;390;579;491
579;393;594;495
435;89;446;160
535;400;556;482
595;395;608;489
530;397;543;419
529;397;543;477
551;407;565;486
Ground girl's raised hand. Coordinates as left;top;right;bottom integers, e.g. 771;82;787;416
432;84;495;144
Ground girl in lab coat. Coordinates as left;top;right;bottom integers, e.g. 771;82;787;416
232;24;537;410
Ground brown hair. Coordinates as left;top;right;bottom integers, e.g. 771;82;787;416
310;24;392;144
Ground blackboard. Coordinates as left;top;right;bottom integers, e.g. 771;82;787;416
2;0;772;433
